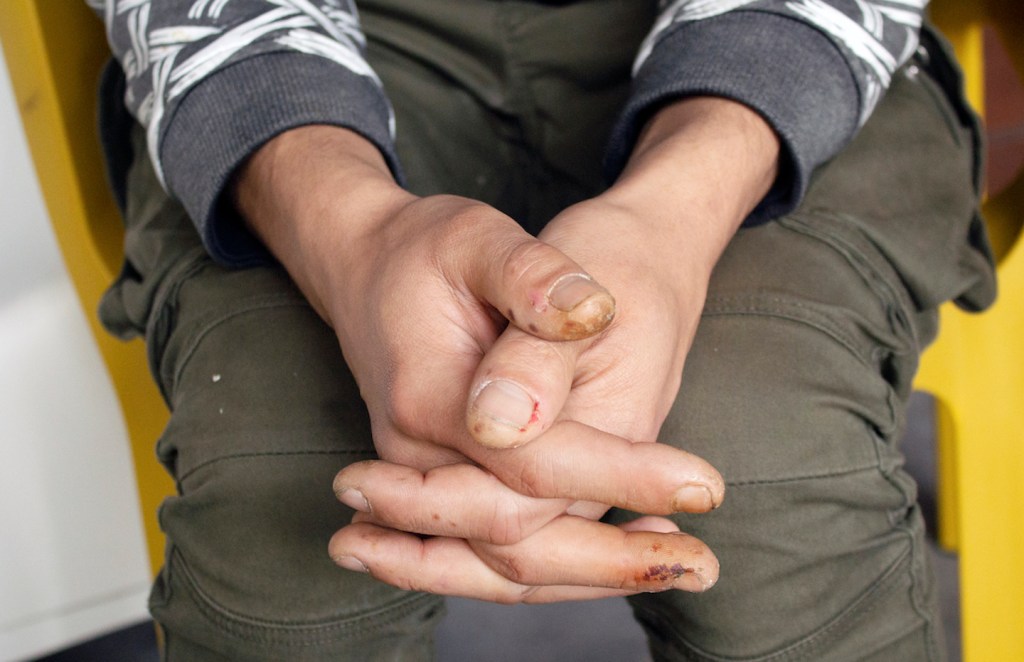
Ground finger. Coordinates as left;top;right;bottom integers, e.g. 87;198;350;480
466;325;582;448
334;460;569;545
469;516;717;593
460;219;615;342
369;422;469;474
619;515;685;534
346;511;681;540
330;522;636;603
466;420;725;515
328;517;718;601
346;513;688;602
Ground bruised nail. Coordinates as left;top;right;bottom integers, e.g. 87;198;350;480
547;273;609;312
333;555;369;573
337;488;371;513
672;484;714;512
472;379;535;429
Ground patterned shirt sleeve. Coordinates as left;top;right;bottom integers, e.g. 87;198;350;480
606;0;928;224
87;0;396;266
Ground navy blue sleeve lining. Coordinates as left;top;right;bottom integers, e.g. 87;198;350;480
605;11;861;225
160;52;401;266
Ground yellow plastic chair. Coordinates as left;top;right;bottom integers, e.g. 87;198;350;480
2;1;1021;659
0;0;172;577
918;1;1024;660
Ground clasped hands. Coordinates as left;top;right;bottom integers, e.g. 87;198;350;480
236;98;779;604
324;192;724;603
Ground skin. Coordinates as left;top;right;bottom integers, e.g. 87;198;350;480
235;95;779;602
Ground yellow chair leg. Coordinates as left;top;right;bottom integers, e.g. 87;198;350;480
933;401;959;552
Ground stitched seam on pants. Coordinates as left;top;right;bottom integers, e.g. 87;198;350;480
760;548;911;662
166;297;311;397
779;213;918;348
896;507;943;661
777;213;921;387
646;545;914;662
701;296;904;439
865;412;929;662
170;548;441;644
176;449;375;485
144;248;211;403
725;464;879;488
701;299;874;368
815;462;939;662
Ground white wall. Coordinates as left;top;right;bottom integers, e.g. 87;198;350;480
0;46;151;662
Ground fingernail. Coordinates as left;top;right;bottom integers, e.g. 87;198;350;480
337;488;371;513
333;555;369;573
695;570;717;591
473;379;535;429
672;484;714;512
548;274;607;312
672;568;715;592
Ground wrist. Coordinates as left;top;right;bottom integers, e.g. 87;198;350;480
601;97;779;274
233;125;415;320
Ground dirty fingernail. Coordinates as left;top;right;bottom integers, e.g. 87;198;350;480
673;568;715;592
672;484;714;512
337;488;371;513
473;380;535;429
548;274;608;312
333;555;369;573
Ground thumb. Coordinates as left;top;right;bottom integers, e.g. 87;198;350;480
465;324;583;448
464;228;615;342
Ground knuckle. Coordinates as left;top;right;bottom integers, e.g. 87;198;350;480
443;198;494;231
485;497;528;545
500;333;575;382
385;369;429;436
493;551;530;586
437;200;507;253
491;589;530;605
503;240;562;295
390;574;421;593
511;454;553;499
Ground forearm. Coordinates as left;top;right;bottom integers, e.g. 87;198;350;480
563;96;780;296
615;97;779;235
613;2;925;225
233;125;414;323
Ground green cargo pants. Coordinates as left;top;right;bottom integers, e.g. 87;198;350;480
98;1;995;659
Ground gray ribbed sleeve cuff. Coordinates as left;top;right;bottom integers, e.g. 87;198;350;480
606;12;861;225
161;52;400;267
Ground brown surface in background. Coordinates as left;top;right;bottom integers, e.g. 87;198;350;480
984;26;1024;195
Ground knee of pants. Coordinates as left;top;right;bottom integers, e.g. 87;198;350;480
146;263;444;660
616;218;944;661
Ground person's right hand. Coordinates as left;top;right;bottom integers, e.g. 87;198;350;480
234;125;723;600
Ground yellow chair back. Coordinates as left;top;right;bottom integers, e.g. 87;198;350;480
0;0;172;577
919;1;1024;659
